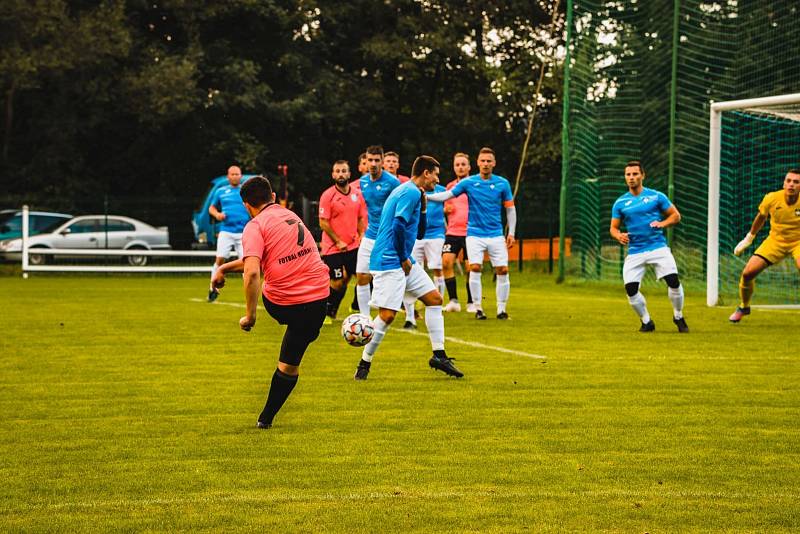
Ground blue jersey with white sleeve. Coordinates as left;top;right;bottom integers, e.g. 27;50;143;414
451;174;513;238
611;187;673;254
423;184;447;239
360;170;402;240
210;184;250;233
369;181;422;271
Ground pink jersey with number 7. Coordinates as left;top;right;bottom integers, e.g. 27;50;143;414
242;203;330;305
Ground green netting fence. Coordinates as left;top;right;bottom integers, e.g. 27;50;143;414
560;0;800;304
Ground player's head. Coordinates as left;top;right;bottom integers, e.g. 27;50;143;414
240;175;275;214
227;165;243;186
383;151;400;174
453;152;470;179
412;155;441;191
785;169;800;197
624;160;645;190
476;147;496;176
365;145;384;178
331;160;351;186
358;153;368;175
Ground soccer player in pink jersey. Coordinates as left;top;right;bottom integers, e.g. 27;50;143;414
212;176;330;429
442;153;474;312
319;160;367;322
383;151;411;183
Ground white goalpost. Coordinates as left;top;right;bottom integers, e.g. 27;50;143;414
19;205;218;274
706;92;800;307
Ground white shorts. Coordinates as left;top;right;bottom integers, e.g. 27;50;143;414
356;237;375;274
216;231;243;259
412;238;445;270
622;246;678;284
466;236;508;267
369;263;436;311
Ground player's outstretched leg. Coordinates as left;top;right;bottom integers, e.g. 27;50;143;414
355;314;390;380
625;282;654;332
403;295;417;330
420;291;463;378
258;368;298;429
469;270;486;320
663;273;688;333
731;256;769;323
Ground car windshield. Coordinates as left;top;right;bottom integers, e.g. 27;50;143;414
40;218;68;234
0;212;20;234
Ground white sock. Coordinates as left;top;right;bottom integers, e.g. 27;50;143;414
496;274;510;314
628;292;650;324
403;295;417;324
424;305;445;351
357;284;371;316
434;276;445;298
469;271;483;310
668;285;684;319
362;316;388;362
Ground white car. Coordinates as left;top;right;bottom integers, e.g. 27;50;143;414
0;215;171;266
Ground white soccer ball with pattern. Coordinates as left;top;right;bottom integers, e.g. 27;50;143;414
341;314;375;347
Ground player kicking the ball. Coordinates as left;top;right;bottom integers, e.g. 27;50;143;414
609;160;688;333
212;176;330;429
729;168;800;322
354;155;463;380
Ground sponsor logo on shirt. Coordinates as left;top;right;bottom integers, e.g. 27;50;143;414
625;200;632;206
351;194;358;202
795;208;800;216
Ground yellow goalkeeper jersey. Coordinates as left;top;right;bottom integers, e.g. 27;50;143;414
758;190;800;244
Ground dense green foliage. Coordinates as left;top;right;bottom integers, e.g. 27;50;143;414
1;272;798;530
0;1;563;221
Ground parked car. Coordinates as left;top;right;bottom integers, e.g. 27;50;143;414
191;174;256;248
0;215;171;266
0;209;73;240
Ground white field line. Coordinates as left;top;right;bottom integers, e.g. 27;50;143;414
751;304;800;311
192;299;547;360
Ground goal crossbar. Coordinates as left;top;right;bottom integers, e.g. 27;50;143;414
706;93;800;306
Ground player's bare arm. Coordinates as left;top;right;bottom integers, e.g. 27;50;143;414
319;218;346;251
610;218;629;245
211;258;245;290
209;204;226;221
650;205;681;228
239;256;261;331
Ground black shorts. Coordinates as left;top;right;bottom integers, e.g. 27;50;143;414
262;295;327;366
323;249;358;280
443;235;467;258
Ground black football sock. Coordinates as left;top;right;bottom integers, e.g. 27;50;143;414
258;369;298;425
466;279;473;304
350;287;359;310
445;277;458;301
327;286;346;317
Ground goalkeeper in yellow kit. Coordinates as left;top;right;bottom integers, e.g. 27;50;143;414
729;169;800;322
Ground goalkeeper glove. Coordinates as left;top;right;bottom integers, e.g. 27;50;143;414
733;233;755;256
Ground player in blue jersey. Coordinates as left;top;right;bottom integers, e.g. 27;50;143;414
353;156;463;381
427;147;516;320
402;183;447;329
610;160;688;333
207;165;250;302
355;145;402;315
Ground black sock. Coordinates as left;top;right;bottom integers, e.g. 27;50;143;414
259;369;298;425
327;286;346;317
350;286;358;310
466;279;473;304
444;277;458;301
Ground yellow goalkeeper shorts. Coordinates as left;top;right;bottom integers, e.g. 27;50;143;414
753;236;800;265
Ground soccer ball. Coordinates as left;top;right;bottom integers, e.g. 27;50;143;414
341;314;375;347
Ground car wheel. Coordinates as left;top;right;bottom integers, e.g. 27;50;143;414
28;248;49;266
127;247;149;266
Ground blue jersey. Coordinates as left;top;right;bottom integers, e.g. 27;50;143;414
369;181;422;271
360;171;402;240
611;187;673;254
423;184;447;239
210;184;250;233
451;174;513;238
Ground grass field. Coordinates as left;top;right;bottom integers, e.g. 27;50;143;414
1;271;798;532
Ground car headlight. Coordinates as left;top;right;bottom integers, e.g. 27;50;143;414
0;239;21;251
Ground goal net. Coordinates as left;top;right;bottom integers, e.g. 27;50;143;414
707;94;800;307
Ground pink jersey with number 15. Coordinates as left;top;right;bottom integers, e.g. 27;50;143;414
242;203;330;305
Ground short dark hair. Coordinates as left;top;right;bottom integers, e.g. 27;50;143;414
240;176;273;206
365;145;384;157
625;160;645;174
358;153;367;161
478;147;495;156
788;168;800;175
332;159;349;168
411;155;440;177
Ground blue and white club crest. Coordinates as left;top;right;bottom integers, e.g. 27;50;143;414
351;194;358;201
